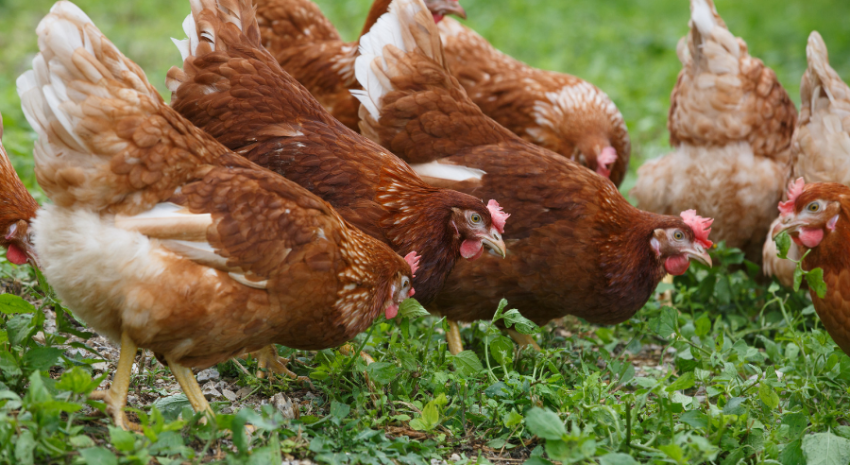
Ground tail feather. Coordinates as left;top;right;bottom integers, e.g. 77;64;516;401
168;0;261;93
19;1;235;214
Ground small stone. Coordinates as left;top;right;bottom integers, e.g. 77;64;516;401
202;381;222;400
222;389;238;401
236;386;253;399
430;459;447;465
449;454;462;463
221;406;233;414
127;395;138;405
196;367;220;383
272;393;298;419
91;362;109;372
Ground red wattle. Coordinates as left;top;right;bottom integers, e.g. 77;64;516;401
432;13;444;23
385;303;399;319
664;255;690;276
460;239;483;260
6;244;27;265
798;227;824;248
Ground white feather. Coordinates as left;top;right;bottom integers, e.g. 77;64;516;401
691;0;716;36
410;160;486;181
172;37;190;62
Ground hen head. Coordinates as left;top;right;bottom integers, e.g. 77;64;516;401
425;0;466;23
450;199;508;260
650;210;714;276
775;179;848;249
1;219;37;267
381;252;420;320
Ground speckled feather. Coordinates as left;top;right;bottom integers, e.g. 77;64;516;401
0;115;39;256
168;0;496;303
21;1;411;369
436;17;631;186
356;0;703;325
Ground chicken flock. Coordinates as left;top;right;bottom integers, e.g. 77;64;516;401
0;0;847;431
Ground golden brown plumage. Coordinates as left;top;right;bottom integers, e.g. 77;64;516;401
20;1;413;428
764;32;850;286
167;0;505;304
253;0;465;131
0;113;38;267
632;0;796;264
775;181;850;355
436;18;630;185
354;0;713;343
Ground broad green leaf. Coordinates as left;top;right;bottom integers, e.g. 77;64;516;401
0;349;21;378
758;383;780;409
398;298;430;319
658;444;684;463
523;458;554;465
7;314;35;346
410;394;444;431
330;401;350;421
14;429;35;465
503;411;523;428
599;453;639;465
802;432;850;465
649;306;678;339
793;264;804;292
694;315;711;337
452;351;483;377
23;346;63;372
544;439;570;462
0;294;35;314
722;397;747;416
524;407;565;441
666;371;695;392
489;335;513;367
679;410;708;429
79;447;118;465
502;309;538;335
109;426;136;453
69;435;96;448
57;367;100;395
806;268;828;298
152;394;191;422
365;362;399;386
780;439;805;465
774;230;791;259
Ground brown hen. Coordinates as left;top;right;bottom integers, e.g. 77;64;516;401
354;0;714;353
19;1;414;430
775;181;850;356
632;0;796;264
436;18;629;185
252;0;465;131
0;113;38;267
764;32;850;287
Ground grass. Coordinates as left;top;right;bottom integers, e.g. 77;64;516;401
1;0;850;464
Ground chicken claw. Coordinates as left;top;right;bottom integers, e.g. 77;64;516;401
253;345;311;385
89;332;141;431
165;357;212;422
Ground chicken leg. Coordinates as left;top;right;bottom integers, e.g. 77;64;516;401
253;345;311;383
89;332;140;431
165;356;212;417
506;329;541;351
446;320;464;355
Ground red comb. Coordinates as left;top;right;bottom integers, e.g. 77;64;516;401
778;177;805;216
487;200;510;234
596;147;618;177
404;251;420;277
680;209;713;249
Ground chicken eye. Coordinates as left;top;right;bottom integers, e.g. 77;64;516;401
401;276;410;289
673;230;684;241
470;213;482;224
807;202;820;212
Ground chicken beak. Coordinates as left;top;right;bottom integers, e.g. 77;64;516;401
773;218;807;238
684;245;712;267
428;0;467;19
480;228;507;258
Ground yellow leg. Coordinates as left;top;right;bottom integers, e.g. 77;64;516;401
253;345;311;383
659;274;674;304
446;320;464;355
506;329;541;351
89;332;139;431
165;356;212;416
338;344;375;365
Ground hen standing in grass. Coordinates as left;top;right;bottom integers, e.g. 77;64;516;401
764;32;850;287
353;0;714;354
0;113;38;267
252;0;466;131
632;0;796;264
436;14;629;184
167;0;506;364
775;180;850;355
19;1;416;429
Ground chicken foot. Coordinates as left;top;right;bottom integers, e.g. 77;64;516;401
253;345;311;384
446;320;464;355
89;332;140;431
165;356;212;420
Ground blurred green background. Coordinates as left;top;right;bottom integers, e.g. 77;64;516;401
1;0;848;198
